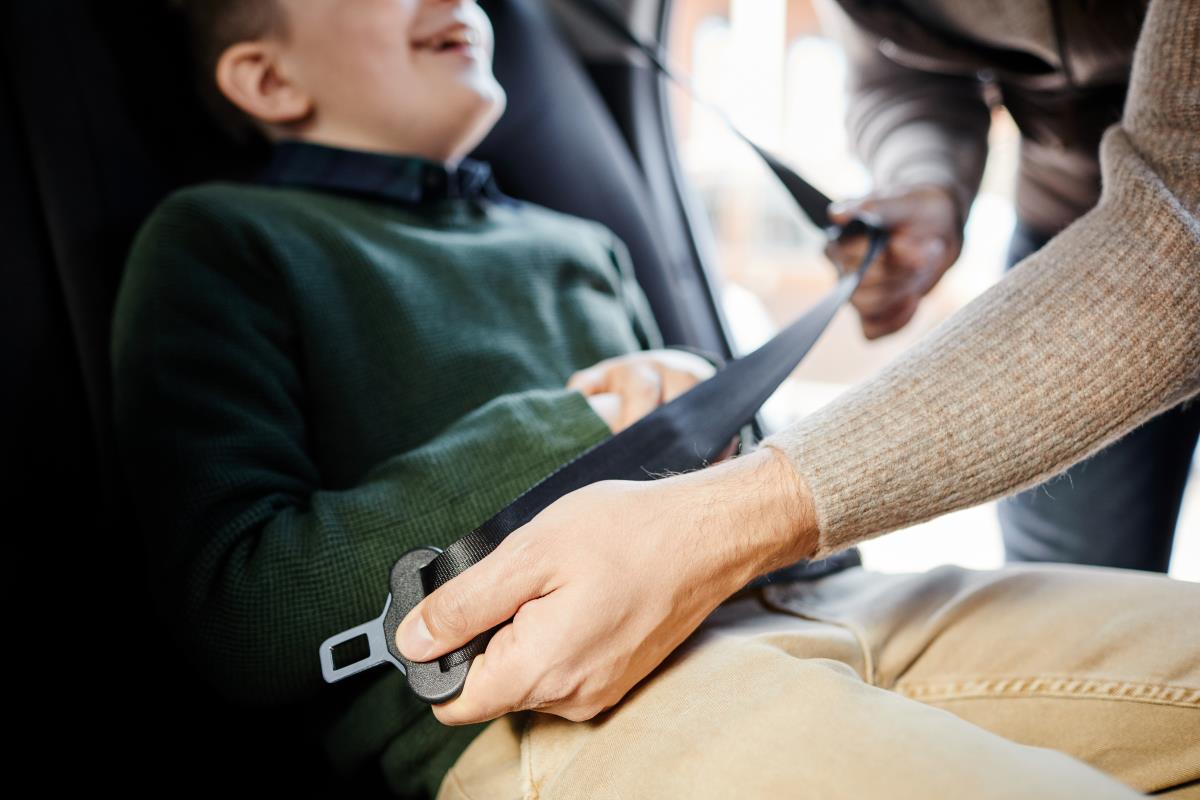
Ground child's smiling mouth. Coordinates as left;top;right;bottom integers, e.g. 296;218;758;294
412;23;481;57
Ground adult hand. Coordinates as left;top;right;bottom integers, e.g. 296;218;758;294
573;348;738;461
393;444;817;725
826;183;965;340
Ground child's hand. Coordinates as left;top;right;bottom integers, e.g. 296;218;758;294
570;350;739;463
584;392;623;433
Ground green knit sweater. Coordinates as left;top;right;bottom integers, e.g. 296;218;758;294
110;178;670;796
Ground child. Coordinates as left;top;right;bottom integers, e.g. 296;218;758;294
111;0;722;795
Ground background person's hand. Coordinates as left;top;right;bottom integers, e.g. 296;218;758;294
825;183;964;340
574;349;738;461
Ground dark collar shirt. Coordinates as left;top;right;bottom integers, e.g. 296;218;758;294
256;138;516;210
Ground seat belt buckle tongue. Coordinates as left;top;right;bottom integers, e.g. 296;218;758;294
317;546;471;704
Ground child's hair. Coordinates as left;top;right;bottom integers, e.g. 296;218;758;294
167;0;289;143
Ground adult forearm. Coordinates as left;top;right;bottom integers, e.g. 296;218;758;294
759;0;1200;558
391;438;821;725
816;0;991;216
760;132;1200;558
644;444;824;582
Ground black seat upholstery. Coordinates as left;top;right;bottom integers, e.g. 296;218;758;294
4;0;721;792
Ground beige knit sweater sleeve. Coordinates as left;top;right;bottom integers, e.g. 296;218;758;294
759;0;1200;560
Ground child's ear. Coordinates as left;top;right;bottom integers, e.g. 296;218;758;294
215;40;312;126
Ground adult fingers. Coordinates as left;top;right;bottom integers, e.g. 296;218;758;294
827;195;871;225
429;620;536;725
712;434;740;463
850;265;917;318
888;232;951;283
860;294;920;340
394;535;549;663
840;230;933;279
431;588;576;725
824;232;870;274
828;193;916;229
853;286;918;329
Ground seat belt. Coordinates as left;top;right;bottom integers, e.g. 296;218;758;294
317;0;888;704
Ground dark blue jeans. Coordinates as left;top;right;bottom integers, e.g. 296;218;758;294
996;221;1200;573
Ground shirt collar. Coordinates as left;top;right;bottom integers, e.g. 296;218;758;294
256;139;514;208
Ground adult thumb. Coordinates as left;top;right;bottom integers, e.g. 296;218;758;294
395;541;546;662
830;193;917;230
827;196;869;224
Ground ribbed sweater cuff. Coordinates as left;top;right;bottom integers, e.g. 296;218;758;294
870;121;985;229
759;125;1200;559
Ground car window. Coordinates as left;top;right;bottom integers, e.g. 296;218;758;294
660;0;1189;580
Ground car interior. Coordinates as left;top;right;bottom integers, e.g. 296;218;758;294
5;0;744;792
10;0;1196;794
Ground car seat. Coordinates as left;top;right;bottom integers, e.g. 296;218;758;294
3;0;729;793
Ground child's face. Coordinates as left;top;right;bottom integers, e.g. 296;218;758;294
276;0;506;161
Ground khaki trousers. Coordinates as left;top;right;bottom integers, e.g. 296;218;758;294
436;563;1200;799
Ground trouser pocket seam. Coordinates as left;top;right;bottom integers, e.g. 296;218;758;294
755;588;877;686
896;675;1200;708
517;711;540;800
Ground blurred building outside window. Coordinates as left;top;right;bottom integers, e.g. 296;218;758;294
663;0;1197;579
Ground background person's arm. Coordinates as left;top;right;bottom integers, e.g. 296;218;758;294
812;0;993;337
761;0;1200;559
815;0;992;222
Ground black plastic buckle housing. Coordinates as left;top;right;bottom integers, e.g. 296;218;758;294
317;547;471;703
381;547;472;704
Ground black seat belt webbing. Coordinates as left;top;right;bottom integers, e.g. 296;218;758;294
317;0;888;704
423;248;881;671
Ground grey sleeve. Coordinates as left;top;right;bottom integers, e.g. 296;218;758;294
763;0;1200;557
816;0;993;224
